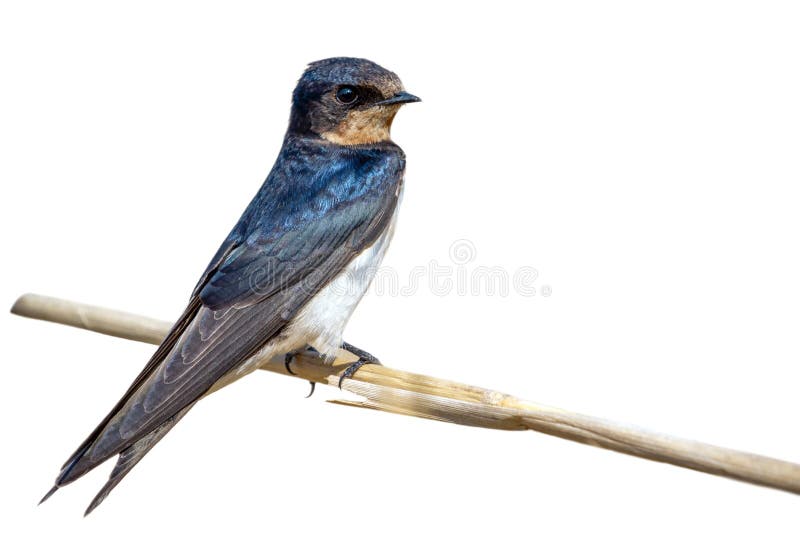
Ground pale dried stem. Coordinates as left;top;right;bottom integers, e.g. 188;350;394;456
10;293;800;495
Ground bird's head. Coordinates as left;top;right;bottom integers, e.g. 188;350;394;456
288;57;420;145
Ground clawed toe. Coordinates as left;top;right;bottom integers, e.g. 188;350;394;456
337;342;382;388
338;359;370;388
284;352;300;375
285;349;318;397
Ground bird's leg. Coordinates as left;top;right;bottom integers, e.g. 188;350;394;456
284;341;383;392
338;341;382;388
284;346;317;397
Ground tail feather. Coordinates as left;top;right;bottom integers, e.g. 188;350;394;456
40;446;93;503
56;441;96;486
41;404;193;514
38;485;59;505
84;405;191;516
41;298;205;501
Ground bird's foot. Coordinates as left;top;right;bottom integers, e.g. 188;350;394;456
284;347;317;398
338;341;382;388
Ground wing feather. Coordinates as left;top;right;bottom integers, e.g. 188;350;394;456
56;143;404;486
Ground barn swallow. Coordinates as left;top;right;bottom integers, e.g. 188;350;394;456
40;57;419;514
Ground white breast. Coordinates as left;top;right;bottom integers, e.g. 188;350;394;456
290;200;401;358
232;187;403;377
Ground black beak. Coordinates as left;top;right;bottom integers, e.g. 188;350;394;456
375;91;422;106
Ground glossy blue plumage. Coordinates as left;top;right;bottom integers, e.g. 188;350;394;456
44;57;416;515
198;136;405;309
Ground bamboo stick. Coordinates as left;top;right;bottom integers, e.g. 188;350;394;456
10;292;800;496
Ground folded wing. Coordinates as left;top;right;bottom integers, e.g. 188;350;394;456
51;147;404;504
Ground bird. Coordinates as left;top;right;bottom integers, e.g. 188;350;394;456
40;57;420;515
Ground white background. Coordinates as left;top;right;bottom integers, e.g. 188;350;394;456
1;1;799;532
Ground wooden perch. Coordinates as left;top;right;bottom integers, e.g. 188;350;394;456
11;293;800;496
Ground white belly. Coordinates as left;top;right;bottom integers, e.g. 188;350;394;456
291;214;396;358
233;196;401;376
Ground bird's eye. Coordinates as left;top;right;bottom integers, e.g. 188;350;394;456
335;86;359;105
